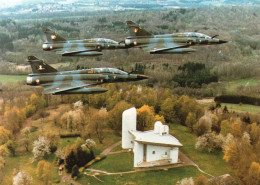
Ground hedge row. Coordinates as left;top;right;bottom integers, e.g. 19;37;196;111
84;155;106;168
60;133;80;138
214;95;260;106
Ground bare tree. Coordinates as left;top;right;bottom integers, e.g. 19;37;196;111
87;108;107;144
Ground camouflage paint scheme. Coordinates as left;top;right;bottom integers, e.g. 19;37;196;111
125;21;227;54
42;28;126;56
26;56;148;95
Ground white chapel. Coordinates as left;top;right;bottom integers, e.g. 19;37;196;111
122;107;183;167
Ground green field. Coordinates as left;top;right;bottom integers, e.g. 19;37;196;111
221;103;260;114
0;75;26;84
224;78;260;94
198;100;260;114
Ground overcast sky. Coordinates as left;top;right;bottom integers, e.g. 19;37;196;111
1;0;37;9
0;0;62;9
1;0;25;8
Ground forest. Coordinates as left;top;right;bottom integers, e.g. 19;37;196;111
0;81;260;184
0;5;260;185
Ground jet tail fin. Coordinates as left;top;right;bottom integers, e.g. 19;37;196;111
126;21;153;37
44;28;66;43
28;56;58;74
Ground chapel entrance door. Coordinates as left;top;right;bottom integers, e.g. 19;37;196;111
143;144;147;162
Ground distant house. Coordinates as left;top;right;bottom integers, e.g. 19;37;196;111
122;107;183;167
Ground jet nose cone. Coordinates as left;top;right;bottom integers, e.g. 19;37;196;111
42;43;48;50
137;74;149;80
218;39;228;44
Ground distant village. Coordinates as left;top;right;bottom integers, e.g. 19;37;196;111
0;0;257;15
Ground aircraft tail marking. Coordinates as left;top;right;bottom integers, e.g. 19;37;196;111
126;21;153;37
28;56;57;74
44;28;66;43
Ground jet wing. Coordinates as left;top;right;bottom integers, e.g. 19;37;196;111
55;47;102;56
140;42;189;53
42;81;98;94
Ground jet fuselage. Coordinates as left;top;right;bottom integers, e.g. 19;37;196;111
125;32;227;54
43;38;126;56
43;28;127;56
27;65;148;95
27;68;146;85
125;21;227;54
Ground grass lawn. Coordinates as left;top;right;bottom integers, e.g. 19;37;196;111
78;166;202;185
171;124;233;177
221;103;260;114
0;75;26;84
91;152;134;172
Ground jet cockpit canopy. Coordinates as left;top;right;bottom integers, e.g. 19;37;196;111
94;38;118;44
182;32;211;39
92;68;128;75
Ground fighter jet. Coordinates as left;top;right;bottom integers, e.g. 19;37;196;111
124;21;227;54
42;28;126;56
26;56;148;95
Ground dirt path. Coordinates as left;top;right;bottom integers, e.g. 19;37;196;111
60;174;82;185
108;149;129;155
100;141;122;155
86;162;190;176
193;164;214;177
179;151;196;166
